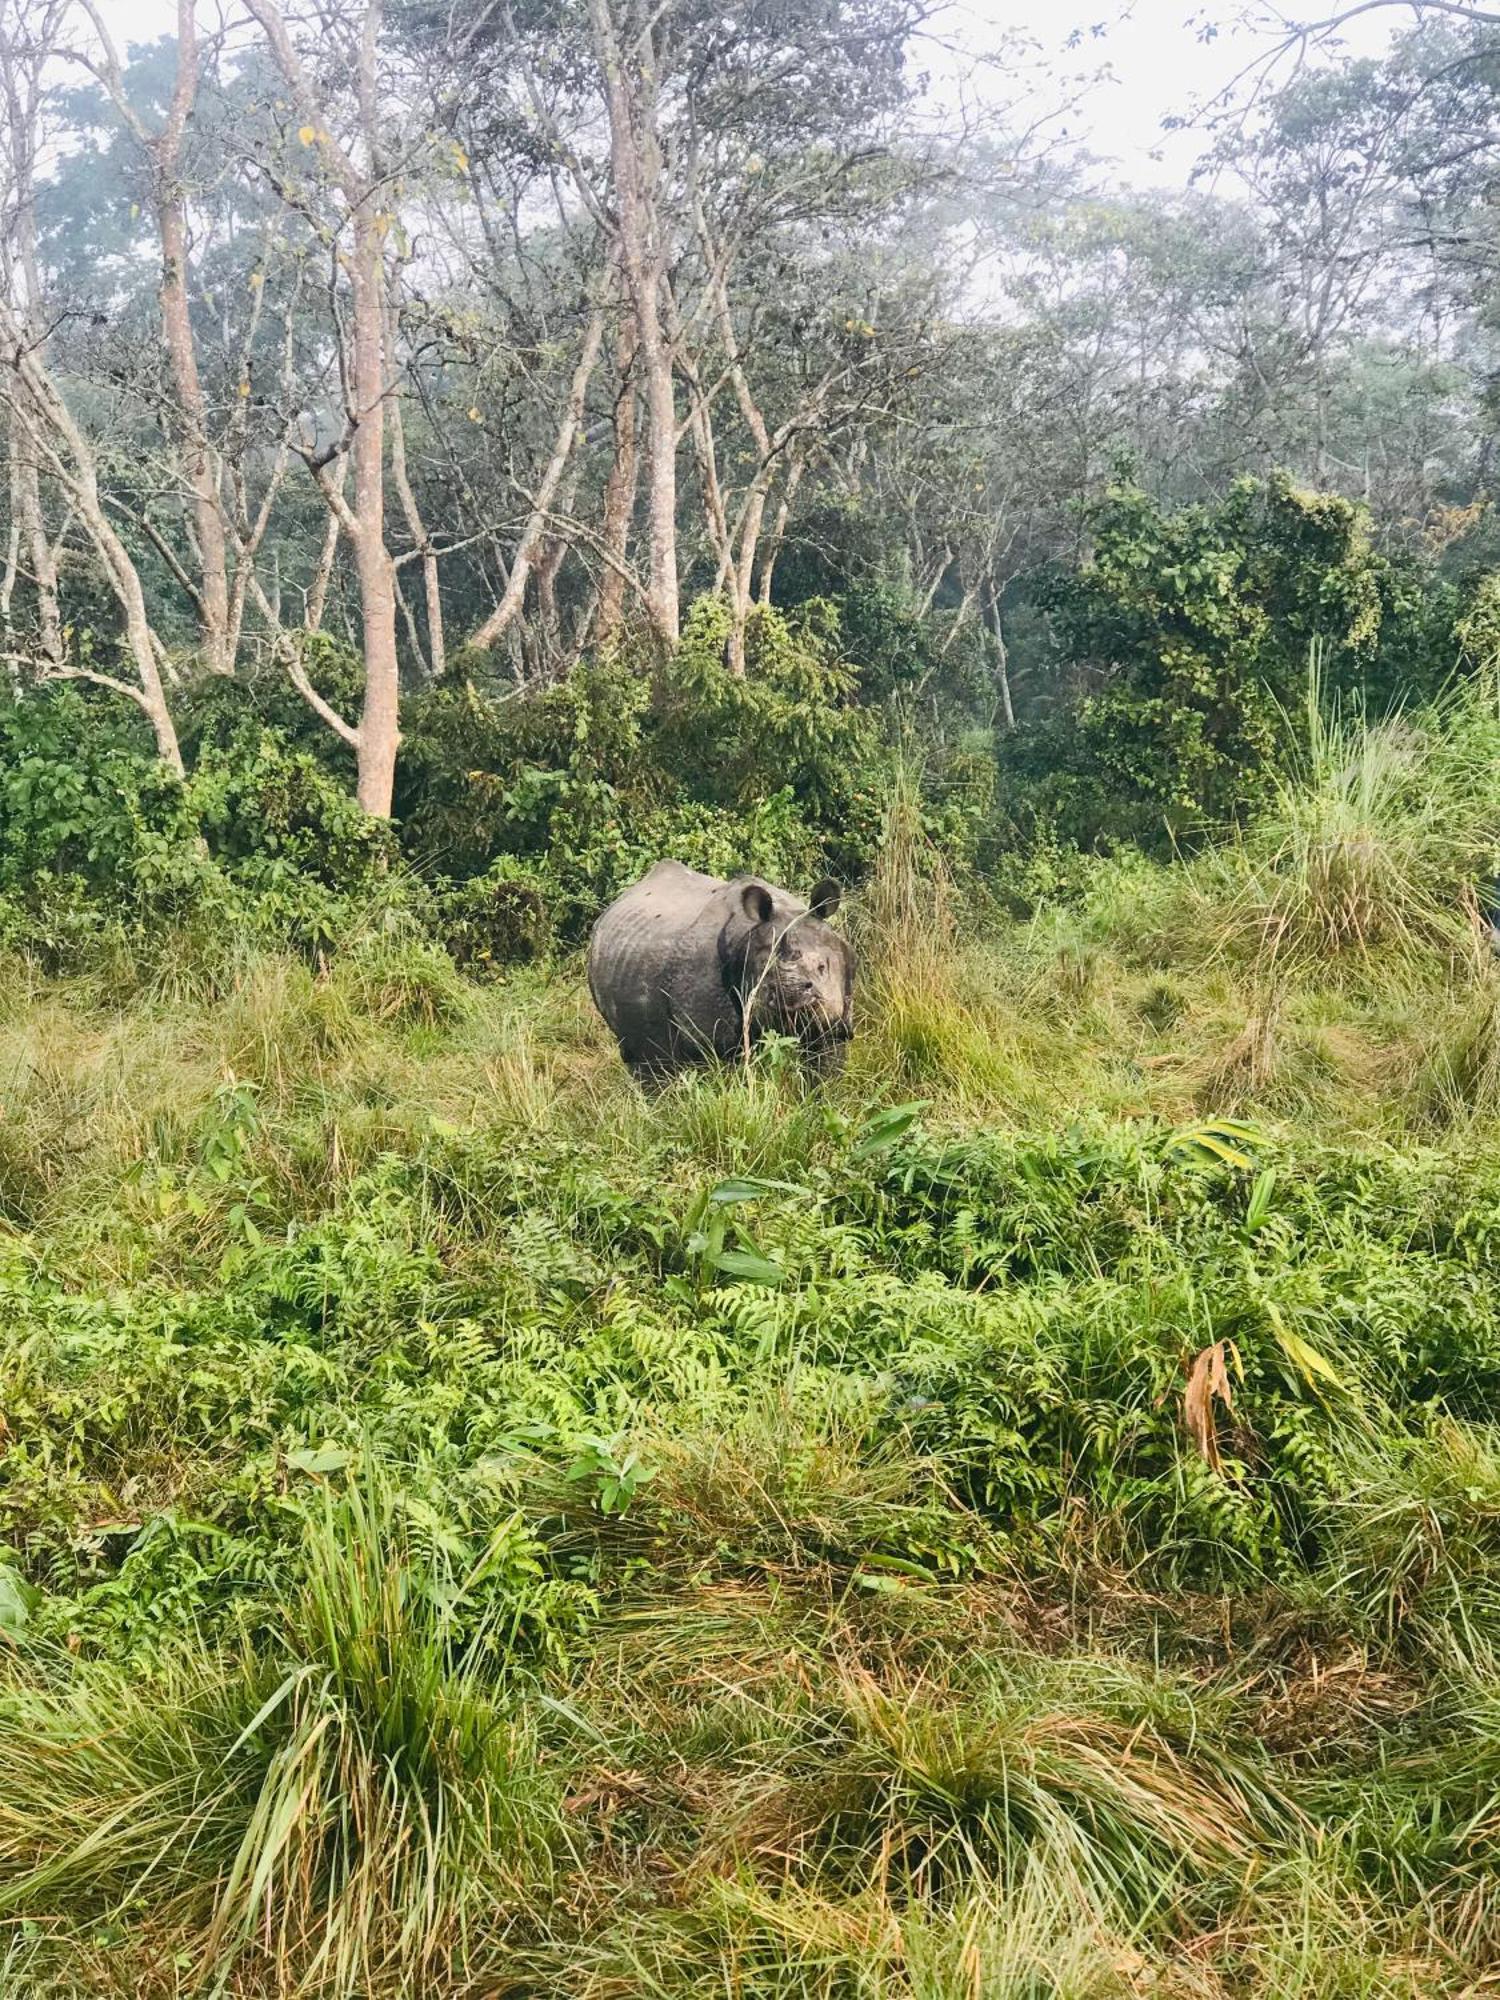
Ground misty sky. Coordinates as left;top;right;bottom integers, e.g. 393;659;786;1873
101;0;1401;188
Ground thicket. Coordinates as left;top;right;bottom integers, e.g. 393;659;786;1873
998;476;1471;862
0;476;1484;993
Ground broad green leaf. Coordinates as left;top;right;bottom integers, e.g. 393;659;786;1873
709;1176;807;1205
852;1101;928;1159
711;1247;785;1285
286;1446;355;1477
0;1565;40;1637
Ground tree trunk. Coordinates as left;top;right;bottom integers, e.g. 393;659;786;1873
348;205;400;816
0;283;182;768
154;0;231;676
3;417;61;666
756;455;804;607
989;583;1015;734
0;17;62;667
596;301;639;649
247;0;402;816
306;474;344;631
159;196;230;673
591;0;677;645
468;305;604;651
386;288;446;677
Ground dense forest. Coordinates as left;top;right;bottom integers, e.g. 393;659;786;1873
13;2;1500;1996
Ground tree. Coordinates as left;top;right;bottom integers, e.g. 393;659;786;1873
245;0;404;815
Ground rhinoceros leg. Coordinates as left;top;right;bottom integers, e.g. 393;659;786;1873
625;1052;676;1094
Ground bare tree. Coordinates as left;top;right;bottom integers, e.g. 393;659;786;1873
0;0;63;668
588;0;679;646
0;290;184;767
246;0;404;815
68;0;235;673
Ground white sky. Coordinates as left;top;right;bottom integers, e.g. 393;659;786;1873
103;0;1403;189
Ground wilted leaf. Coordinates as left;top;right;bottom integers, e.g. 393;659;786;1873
1183;1340;1239;1472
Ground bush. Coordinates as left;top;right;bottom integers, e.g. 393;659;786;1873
433;861;554;973
1005;475;1460;856
1187;682;1500;978
398;597;887;938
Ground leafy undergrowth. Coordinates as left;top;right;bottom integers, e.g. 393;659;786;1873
7;915;1500;1994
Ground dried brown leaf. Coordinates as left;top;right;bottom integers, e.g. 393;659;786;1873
1183;1340;1236;1473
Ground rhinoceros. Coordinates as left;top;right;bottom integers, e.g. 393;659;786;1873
587;861;854;1084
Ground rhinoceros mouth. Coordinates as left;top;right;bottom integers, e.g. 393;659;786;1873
790;1011;851;1047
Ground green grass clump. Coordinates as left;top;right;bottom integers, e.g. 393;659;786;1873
1190;684;1500;982
0;1467;562;1995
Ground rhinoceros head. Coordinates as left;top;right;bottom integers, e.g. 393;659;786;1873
730;877;853;1047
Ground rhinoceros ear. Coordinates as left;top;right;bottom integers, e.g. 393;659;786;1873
809;877;842;918
740;881;774;925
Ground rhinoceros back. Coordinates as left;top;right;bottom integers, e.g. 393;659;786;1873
588;860;740;1073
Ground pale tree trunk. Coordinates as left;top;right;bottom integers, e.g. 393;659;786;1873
3;416;61;666
346;204;400;815
530;535;566;677
21;455;61;663
386;287;445;677
158;183;230;672
389;398;446;680
703;257;769;675
306;479;344;632
590;0;677;645
595;296;639;649
0;328;183;768
756;454;804;606
247;0;403;817
0;102;181;770
79;0;232;673
154;1;229;672
942;578;980;655
989;581;1015;734
0;4;63;665
1;419;20;673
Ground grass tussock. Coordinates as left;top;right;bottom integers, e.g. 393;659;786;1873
1194;685;1500;983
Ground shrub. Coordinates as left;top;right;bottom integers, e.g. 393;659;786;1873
1192;680;1500;978
1007;475;1459;855
433;860;554;972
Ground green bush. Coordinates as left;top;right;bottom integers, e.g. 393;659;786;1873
1005;475;1460;856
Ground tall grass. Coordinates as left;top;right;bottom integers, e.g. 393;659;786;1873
0;1468;561;1996
1200;673;1500;980
13;745;1500;1994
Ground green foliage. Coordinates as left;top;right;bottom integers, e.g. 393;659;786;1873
398;596;884;942
0;687;207;962
654;596;883;854
8;847;1500;1988
0;686;402;972
1008;475;1460;854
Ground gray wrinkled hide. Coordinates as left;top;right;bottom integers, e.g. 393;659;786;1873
588;860;853;1083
